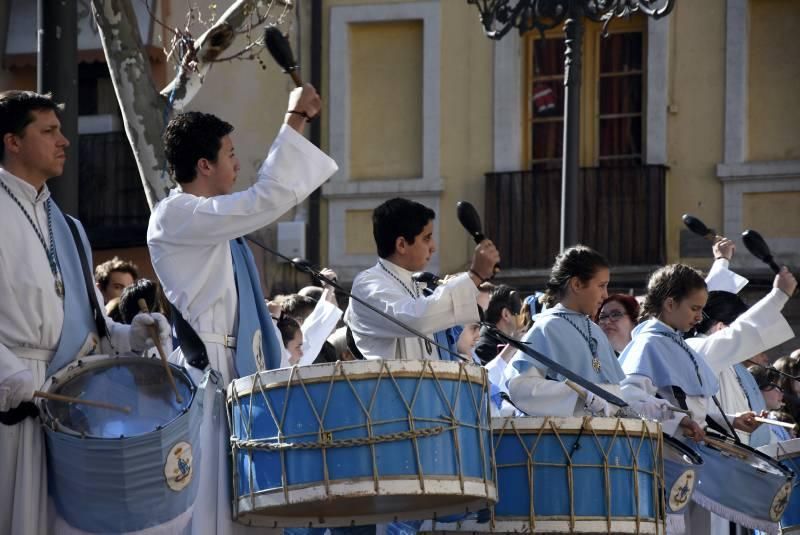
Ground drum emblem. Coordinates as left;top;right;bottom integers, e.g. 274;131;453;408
669;469;695;512
770;481;792;521
165;441;193;491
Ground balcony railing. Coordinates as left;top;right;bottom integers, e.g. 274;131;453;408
78;131;151;248
484;164;666;269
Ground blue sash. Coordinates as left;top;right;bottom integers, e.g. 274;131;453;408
733;363;771;447
434;327;459;361
620;319;719;397
47;204;97;377
230;238;283;376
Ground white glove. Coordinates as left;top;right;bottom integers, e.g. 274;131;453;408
636;398;676;421
130;312;172;353
0;369;35;412
584;391;609;415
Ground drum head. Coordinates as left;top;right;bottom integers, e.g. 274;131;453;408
45;356;194;438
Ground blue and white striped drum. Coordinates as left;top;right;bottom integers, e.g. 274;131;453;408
428;416;665;534
41;354;210;533
227;360;496;528
662;434;703;514
759;438;800;533
693;433;795;533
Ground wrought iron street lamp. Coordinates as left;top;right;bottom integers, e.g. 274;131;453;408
467;0;675;251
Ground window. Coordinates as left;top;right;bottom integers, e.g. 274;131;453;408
524;17;646;169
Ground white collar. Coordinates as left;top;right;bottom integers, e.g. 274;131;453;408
0;167;50;204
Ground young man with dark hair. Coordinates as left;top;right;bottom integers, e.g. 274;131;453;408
474;284;523;364
147;83;337;534
345;197;499;360
0;90;170;533
94;256;139;302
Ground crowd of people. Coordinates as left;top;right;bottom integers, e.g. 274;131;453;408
1;85;798;535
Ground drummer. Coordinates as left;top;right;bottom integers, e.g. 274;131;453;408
147;84;338;535
344;197;499;361
0;90;171;534
503;245;668;419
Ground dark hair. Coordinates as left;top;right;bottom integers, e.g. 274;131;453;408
595;293;640;323
118;279;158;324
694;291;748;334
279;294;317;324
747;365;782;391
485;284;522;324
639;264;706;321
0;91;63;161
163;111;234;183
542;245;609;308
774;356;800;398
372;198;436;259
94;256;140;292
276;315;302;347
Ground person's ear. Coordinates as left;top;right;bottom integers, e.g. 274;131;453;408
196;158;212;176
394;236;407;255
664;297;675;312
569;276;583;294
3;132;20;155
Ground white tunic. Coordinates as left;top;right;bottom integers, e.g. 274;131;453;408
344;259;480;360
147;125;337;535
691;289;793;444
297;289;342;366
0;169;134;535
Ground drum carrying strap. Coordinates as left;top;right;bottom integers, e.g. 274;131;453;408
672;385;739;439
64;216;108;340
171;304;209;371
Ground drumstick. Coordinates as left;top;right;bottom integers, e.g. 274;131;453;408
565;380;588;399
137;299;182;404
754;416;795;429
35;390;131;414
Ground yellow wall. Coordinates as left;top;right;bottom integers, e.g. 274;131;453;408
320;0;493;274
665;0;727;263
748;0;800;161
345;209;376;255
349;20;423;180
743;192;800;238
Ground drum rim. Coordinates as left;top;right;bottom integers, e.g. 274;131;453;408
700;431;796;480
229;359;487;399
663;434;704;466
233;477;497;528
757;437;800;460
425;517;663;533
489;415;662;434
40;354;196;439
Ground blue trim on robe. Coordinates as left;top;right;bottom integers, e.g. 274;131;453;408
734;363;771;447
434;327;460;361
507;305;625;386
47;204;98;377
230;238;283;375
619;318;719;397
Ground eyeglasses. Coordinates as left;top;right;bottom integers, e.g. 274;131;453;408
763;383;784;393
598;310;627;323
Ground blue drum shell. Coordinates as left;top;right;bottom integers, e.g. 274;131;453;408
228;360;496;526
43;356;205;533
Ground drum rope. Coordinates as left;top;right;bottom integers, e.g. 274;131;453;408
231;423;456;450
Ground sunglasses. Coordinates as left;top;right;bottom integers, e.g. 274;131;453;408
763;383;784;393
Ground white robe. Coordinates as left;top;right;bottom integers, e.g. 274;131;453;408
344;259;480;360
0;169;135;535
693;289;793;444
297;289;342;366
147;125;337;535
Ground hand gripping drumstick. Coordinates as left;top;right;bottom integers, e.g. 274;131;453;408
34;390;131;414
264;26;302;87
456;201;500;275
137;299;182;404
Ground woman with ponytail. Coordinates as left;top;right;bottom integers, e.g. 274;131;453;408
504;246;665;417
619;264;761;443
